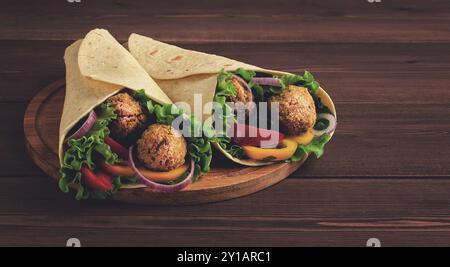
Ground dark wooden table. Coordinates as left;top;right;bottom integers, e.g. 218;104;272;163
1;0;449;246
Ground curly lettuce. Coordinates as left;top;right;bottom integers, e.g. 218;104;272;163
234;68;321;102
280;71;320;95
212;70;248;159
58;103;119;200
286;133;332;163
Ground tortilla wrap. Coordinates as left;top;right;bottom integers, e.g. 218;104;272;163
59;29;172;166
127;34;336;166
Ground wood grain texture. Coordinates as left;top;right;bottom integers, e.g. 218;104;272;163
1;0;450;246
2;178;450;246
2;41;450;103
1;0;450;43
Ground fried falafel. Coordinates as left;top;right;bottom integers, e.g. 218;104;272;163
107;92;147;138
136;124;187;171
229;78;253;104
270;85;316;135
228;78;254;114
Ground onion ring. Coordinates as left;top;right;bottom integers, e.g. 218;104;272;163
313;113;337;137
128;146;194;192
252;77;281;87
66;110;96;141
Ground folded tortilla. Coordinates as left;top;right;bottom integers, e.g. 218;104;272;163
59;29;172;165
128;33;336;166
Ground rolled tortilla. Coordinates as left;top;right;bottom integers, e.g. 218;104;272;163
59;29;172;165
128;34;263;119
127;34;336;166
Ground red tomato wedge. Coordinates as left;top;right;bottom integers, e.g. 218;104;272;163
104;136;129;160
230;123;284;148
80;167;113;191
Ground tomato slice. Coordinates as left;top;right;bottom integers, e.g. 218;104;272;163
231;123;284;148
104;136;129;160
80;166;113;191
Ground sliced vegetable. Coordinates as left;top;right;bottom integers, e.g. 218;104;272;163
299;133;332;159
252;77;281;87
66;110;96;141
213;70;240;149
231;123;284;148
242;139;297;161
104;136;129;160
101;161;134;177
235;68;256;82
312;113;337;137
217;136;245;159
138;164;189;183
288;129;314;146
129;147;195;192
59;103;118;200
102;161;189;183
80;166;113;191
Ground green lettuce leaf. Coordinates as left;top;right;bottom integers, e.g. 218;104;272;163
300;133;331;158
212;70;247;158
280;70;320;95
217;136;245;159
59;103;119;200
312;93;332;114
133;89;155;114
235;68;256;82
216;69;237;98
286;133;332;163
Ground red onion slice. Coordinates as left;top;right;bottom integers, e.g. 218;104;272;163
66;110;96;141
104;136;129;160
252;77;281;87
128;146;194;192
313;113;337;137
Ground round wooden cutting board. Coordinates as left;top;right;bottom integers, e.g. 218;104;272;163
24;80;307;205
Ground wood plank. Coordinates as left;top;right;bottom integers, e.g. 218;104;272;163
1;0;450;43
3;227;450;246
2;177;449;217
1;41;450;103
1;178;450;246
0;103;43;176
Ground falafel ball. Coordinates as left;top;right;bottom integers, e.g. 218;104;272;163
228;78;254;113
107;93;147;138
269;85;316;135
136;124;187;171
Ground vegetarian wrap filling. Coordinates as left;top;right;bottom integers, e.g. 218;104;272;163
213;68;336;163
59;89;212;200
